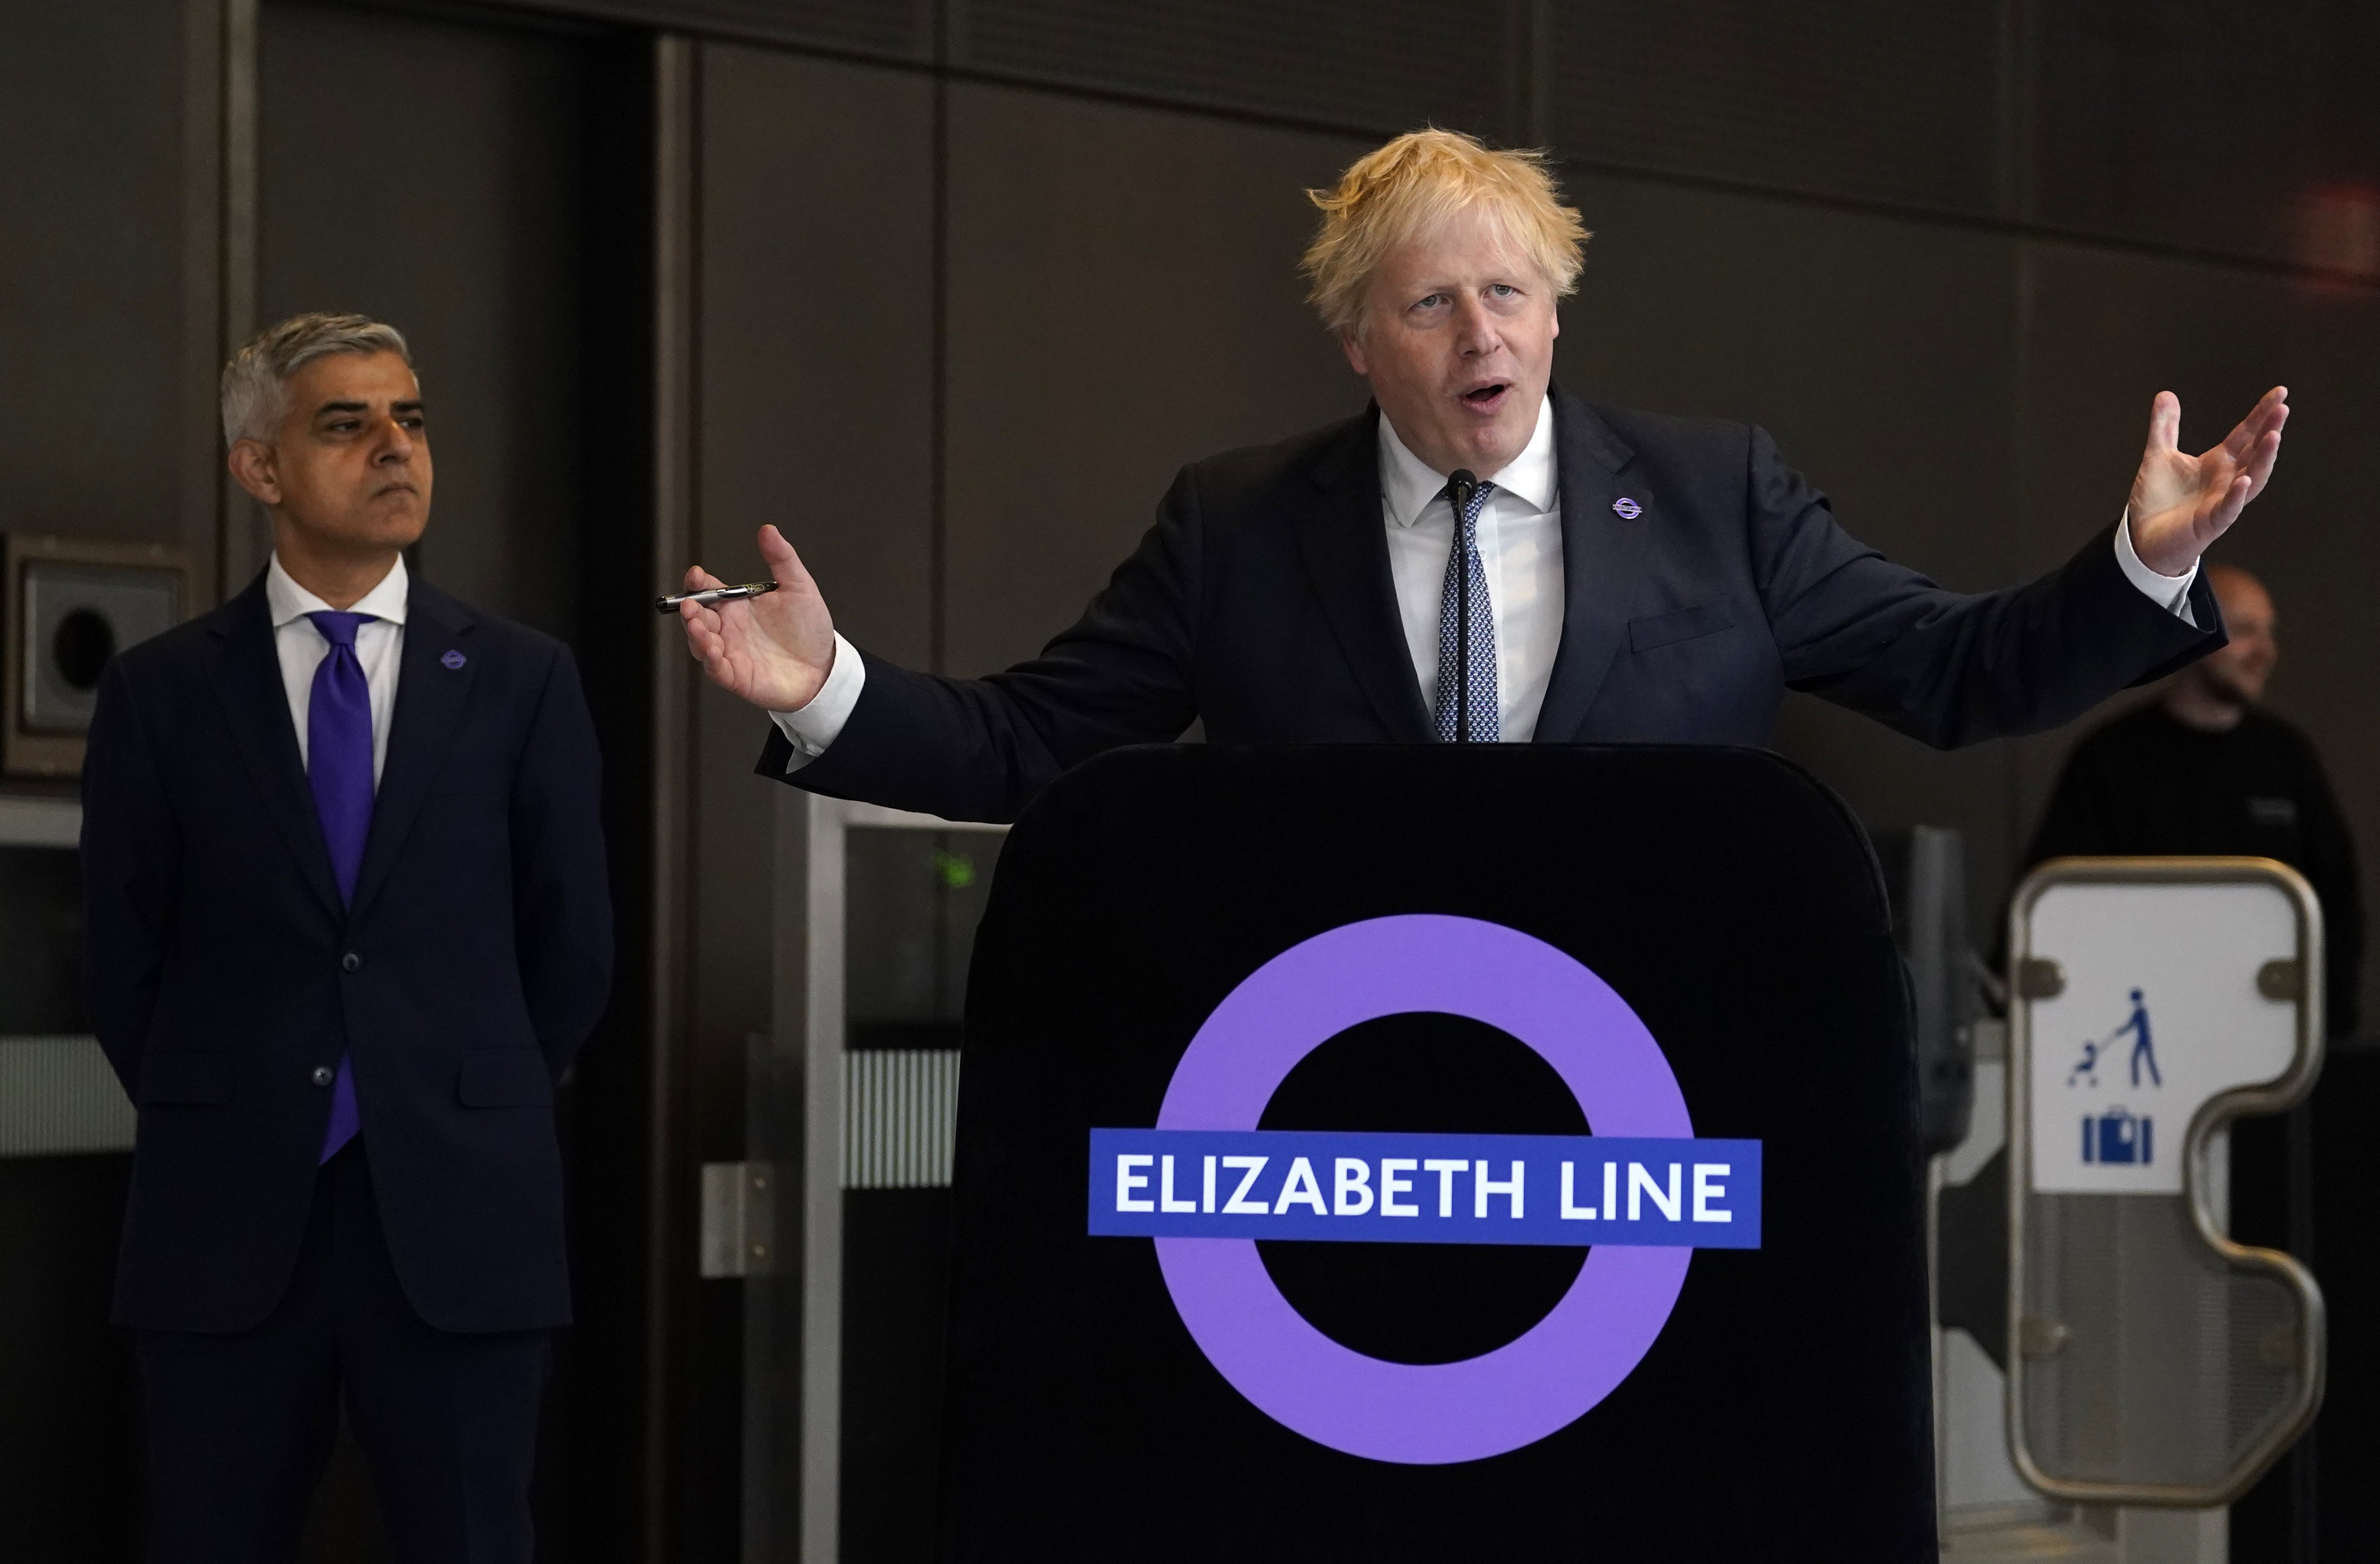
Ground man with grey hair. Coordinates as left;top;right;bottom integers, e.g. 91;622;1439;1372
81;311;613;1562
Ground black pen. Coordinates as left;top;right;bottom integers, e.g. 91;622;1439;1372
656;580;779;613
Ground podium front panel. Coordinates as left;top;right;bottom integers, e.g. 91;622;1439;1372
939;745;1931;1558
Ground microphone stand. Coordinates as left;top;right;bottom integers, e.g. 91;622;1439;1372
1448;469;1479;742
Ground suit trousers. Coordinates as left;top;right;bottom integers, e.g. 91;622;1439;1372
136;1142;551;1564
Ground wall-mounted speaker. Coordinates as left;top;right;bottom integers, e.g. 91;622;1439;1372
5;535;189;778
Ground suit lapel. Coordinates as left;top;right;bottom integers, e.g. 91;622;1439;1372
349;580;480;923
1533;390;1656;743
205;575;345;922
1293;410;1433;742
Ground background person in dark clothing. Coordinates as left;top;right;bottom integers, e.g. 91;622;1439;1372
2026;564;2363;1034
2023;563;2361;1562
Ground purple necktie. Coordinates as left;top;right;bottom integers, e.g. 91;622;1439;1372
307;610;377;1162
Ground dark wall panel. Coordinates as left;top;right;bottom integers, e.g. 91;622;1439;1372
701;46;936;669
942;83;1367;677
508;0;931;61
260;0;599;639
956;0;1516;141
2032;2;2380;273
1552;170;2025;925
1552;0;2008;217
2013;244;2380;1030
0;0;194;547
694;41;933;1073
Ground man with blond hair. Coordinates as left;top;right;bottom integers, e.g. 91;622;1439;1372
681;128;2283;818
81;312;612;1562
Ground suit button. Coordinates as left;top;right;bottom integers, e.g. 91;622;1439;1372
341;952;362;974
312;1066;334;1087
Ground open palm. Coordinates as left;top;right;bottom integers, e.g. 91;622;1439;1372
2127;387;2288;576
679;525;838;712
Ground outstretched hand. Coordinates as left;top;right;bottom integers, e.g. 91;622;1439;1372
2128;387;2288;576
679;525;838;713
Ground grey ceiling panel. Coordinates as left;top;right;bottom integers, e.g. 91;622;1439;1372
954;0;1516;140
1552;0;2006;218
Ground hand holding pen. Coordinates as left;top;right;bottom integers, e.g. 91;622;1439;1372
656;580;778;611
673;525;843;713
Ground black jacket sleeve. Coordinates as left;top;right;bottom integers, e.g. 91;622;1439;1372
509;645;615;1071
1747;427;2223;749
762;465;1206;822
80;658;182;1096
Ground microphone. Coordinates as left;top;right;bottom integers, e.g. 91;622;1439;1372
1447;469;1479;743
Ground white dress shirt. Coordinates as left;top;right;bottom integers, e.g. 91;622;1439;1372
1377;397;1564;740
266;552;408;788
773;396;2198;761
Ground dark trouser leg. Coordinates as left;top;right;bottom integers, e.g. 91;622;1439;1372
332;1145;551;1564
138;1160;342;1564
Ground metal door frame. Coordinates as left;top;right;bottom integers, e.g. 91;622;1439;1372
762;790;1008;1564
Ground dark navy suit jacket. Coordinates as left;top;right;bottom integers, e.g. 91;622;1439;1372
82;571;612;1334
763;387;2224;820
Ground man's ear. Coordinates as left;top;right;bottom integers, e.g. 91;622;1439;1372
226;438;280;508
1340;326;1370;377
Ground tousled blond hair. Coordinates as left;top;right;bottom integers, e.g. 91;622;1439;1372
1301;129;1589;337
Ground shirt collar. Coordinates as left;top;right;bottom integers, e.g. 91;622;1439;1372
1377;393;1560;529
267;552;410;630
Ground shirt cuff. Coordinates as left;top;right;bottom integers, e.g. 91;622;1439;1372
768;632;865;772
2113;510;2199;629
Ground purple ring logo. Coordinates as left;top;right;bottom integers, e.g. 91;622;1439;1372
1612;496;1644;519
1146;914;1696;1464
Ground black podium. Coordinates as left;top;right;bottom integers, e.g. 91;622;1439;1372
936;746;1933;1559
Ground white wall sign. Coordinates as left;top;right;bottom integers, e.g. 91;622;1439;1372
2025;882;2297;1196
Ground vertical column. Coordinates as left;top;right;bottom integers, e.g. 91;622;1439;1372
214;0;260;599
648;30;699;1564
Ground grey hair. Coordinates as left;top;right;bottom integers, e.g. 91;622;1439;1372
220;312;414;446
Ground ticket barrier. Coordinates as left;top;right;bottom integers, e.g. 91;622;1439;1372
1933;857;2325;1562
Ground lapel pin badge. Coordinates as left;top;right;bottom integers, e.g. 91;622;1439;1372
1612;498;1644;520
440;649;467;670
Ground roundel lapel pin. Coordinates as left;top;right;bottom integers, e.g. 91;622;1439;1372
440;649;467;670
1612;497;1644;520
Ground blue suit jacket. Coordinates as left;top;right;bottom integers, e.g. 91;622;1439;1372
82;571;613;1333
763;387;2224;820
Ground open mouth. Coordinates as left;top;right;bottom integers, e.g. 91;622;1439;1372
1460;382;1511;411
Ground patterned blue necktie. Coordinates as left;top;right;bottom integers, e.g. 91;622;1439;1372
307;610;377;1162
1433;480;1499;743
